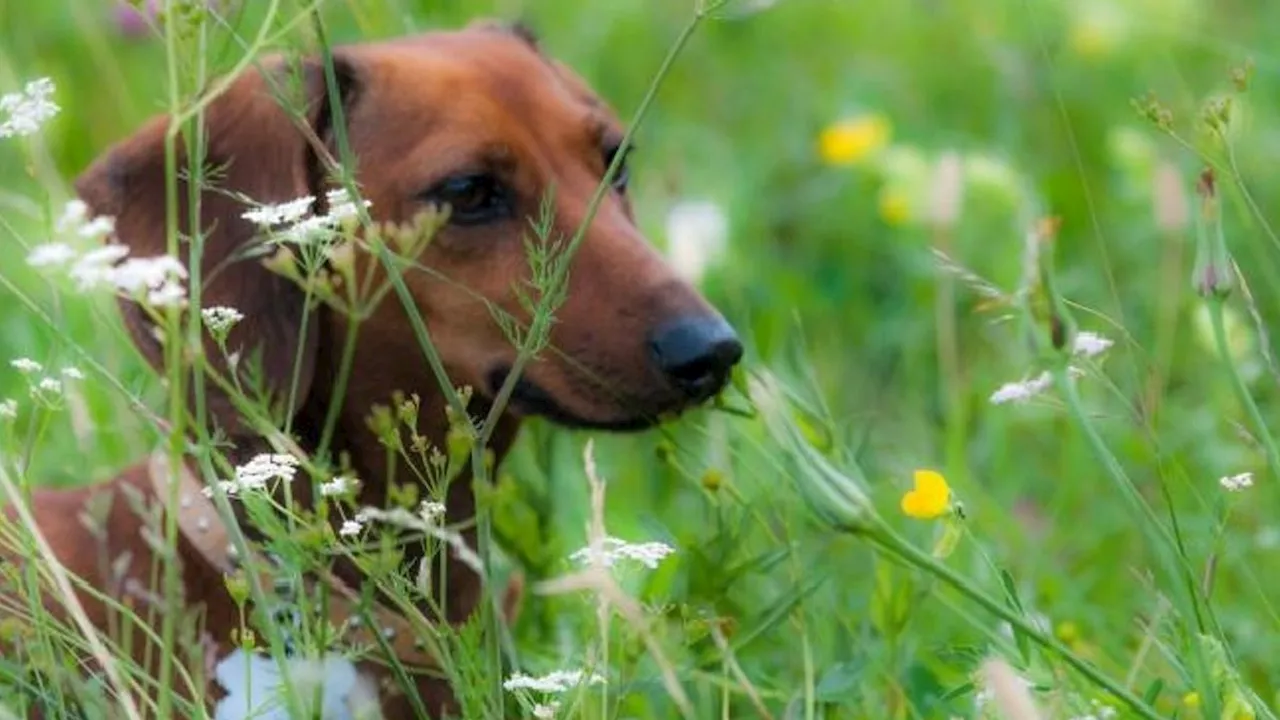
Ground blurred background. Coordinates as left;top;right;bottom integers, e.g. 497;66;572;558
3;0;1280;716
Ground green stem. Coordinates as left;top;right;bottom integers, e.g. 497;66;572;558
867;527;1163;720
1206;297;1280;480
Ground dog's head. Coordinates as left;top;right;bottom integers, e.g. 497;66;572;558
76;22;742;438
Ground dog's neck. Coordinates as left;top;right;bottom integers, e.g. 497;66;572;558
282;307;521;622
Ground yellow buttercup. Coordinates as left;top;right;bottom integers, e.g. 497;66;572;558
901;469;951;520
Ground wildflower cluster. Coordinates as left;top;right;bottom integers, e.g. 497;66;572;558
1220;472;1253;492
503;669;605;693
988;331;1113;406
241;189;369;245
27;200;187;308
569;537;676;570
203;453;300;498
0;78;59;138
200;306;244;340
502;668;607;719
6;358;83;409
318;475;356;498
344;500;473;568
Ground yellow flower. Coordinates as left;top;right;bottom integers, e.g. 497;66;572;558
817;114;891;166
901;469;951;520
1183;692;1200;709
878;186;911;226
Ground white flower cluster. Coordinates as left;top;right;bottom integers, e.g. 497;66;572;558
6;358;83;406
1071;331;1113;358
0;78;59;138
342;500;454;552
27;200;187;308
569;536;676;570
502;669;605;694
202;453;300;498
988;330;1114;406
532;702;560;719
1220;472;1253;492
213;648;375;720
201;306;244;337
319;474;356;498
241;189;370;244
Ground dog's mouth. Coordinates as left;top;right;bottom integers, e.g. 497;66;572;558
484;367;669;432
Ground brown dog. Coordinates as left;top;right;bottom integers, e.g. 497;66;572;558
2;20;741;719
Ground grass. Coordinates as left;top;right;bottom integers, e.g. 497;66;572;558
2;0;1280;718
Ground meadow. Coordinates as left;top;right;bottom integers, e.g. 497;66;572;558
1;0;1279;718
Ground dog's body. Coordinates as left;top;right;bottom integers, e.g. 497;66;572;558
2;23;741;718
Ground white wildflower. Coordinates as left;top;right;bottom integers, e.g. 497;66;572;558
419;500;446;522
0;399;16;419
10;358;42;374
325;188;370;223
319;475;355;498
202;306;244;337
26;243;77;268
570;537;676;570
56;200;89;233
502;669;605;694
213;648;373;720
664;199;728;284
242;190;370;245
112;255;187;294
35;377;62;396
1220;472;1253;492
241;196;315;227
1072;331;1113;359
0;77;59;138
338;519;363;537
989;367;1084;405
532;702;560;719
53;199;114;242
277;214;335;245
202;453;300;497
78;216;116;241
989;372;1053;404
60;367;84;380
68;244;130;290
146;280;187;308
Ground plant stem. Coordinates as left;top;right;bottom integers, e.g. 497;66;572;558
868;526;1163;720
1206;296;1280;480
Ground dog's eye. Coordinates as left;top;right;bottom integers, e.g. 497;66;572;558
425;174;512;225
603;143;632;193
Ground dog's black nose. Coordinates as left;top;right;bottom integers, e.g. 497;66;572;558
648;316;743;401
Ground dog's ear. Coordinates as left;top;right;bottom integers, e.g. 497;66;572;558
75;55;361;438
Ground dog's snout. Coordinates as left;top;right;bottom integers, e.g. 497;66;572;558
648;316;744;401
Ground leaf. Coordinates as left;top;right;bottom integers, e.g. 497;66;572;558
999;569;1032;665
726;574;827;656
814;659;866;701
1143;678;1164;705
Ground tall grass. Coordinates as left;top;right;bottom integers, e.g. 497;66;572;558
1;0;1280;718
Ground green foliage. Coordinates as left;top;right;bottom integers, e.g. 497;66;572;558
3;0;1280;718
